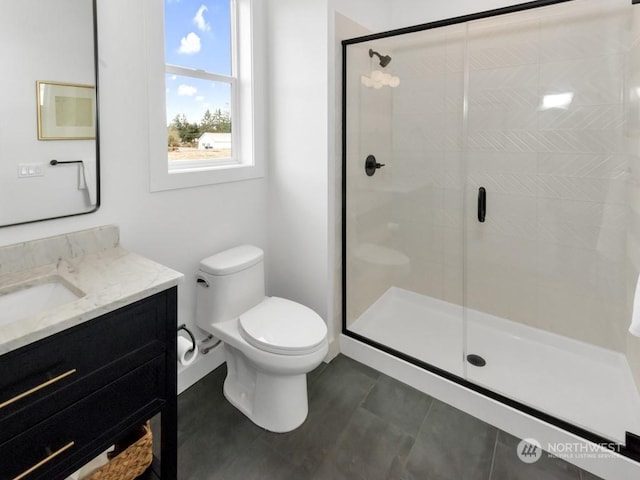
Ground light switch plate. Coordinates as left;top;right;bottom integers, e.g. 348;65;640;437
17;163;45;178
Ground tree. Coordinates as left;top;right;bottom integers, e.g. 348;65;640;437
182;122;201;144
171;114;187;132
199;108;231;133
169;114;200;144
212;108;232;133
167;125;180;147
200;109;216;132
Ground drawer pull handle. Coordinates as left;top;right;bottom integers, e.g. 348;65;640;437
13;441;75;480
0;369;77;410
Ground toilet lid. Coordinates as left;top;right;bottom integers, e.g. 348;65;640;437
238;297;327;355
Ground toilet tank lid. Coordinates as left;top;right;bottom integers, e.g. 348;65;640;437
200;245;264;275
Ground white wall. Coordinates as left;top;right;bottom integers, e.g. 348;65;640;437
389;0;531;29
330;0;390;33
264;0;391;359
2;0;268;388
264;0;330;337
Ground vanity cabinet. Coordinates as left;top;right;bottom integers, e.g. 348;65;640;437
0;287;177;480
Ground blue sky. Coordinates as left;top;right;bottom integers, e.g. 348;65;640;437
165;0;232;126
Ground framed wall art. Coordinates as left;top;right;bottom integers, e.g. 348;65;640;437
37;81;96;140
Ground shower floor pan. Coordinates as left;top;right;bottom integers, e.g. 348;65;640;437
349;287;640;444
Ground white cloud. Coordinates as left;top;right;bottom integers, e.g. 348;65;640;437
193;5;211;32
178;84;198;96
178;32;201;54
195;96;205;101
171;75;177;81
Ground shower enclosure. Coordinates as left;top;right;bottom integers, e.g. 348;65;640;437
342;0;640;458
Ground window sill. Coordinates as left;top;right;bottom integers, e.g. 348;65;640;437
168;158;238;173
150;160;263;192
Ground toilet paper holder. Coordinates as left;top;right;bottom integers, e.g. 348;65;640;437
177;324;196;353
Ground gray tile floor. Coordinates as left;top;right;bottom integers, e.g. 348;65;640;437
177;355;603;480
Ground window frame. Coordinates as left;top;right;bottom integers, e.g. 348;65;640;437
165;64;238;172
149;0;262;192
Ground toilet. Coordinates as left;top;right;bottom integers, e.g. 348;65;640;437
195;245;328;433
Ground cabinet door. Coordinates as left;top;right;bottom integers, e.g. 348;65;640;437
0;291;169;440
0;357;164;480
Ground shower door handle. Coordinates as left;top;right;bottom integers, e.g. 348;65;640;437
478;187;486;223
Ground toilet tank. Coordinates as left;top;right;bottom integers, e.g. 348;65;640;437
196;245;266;330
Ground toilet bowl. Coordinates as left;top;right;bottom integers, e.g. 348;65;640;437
196;245;328;432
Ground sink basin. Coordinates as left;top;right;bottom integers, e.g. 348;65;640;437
0;276;84;326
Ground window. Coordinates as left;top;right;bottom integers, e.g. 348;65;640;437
149;0;263;191
165;0;235;170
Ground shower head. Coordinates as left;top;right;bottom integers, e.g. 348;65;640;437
369;49;392;68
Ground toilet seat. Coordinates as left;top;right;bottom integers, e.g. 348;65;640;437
238;297;327;355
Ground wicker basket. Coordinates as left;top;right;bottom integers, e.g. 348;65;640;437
85;423;153;480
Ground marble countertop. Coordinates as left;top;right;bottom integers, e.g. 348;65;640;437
0;228;183;355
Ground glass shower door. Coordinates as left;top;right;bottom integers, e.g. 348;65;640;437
343;0;640;446
462;0;639;443
344;25;467;376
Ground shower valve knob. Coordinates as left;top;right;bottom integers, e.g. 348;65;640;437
365;155;385;176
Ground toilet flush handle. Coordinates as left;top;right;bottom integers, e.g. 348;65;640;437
196;277;209;288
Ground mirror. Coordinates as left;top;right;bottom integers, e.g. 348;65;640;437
0;0;99;227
